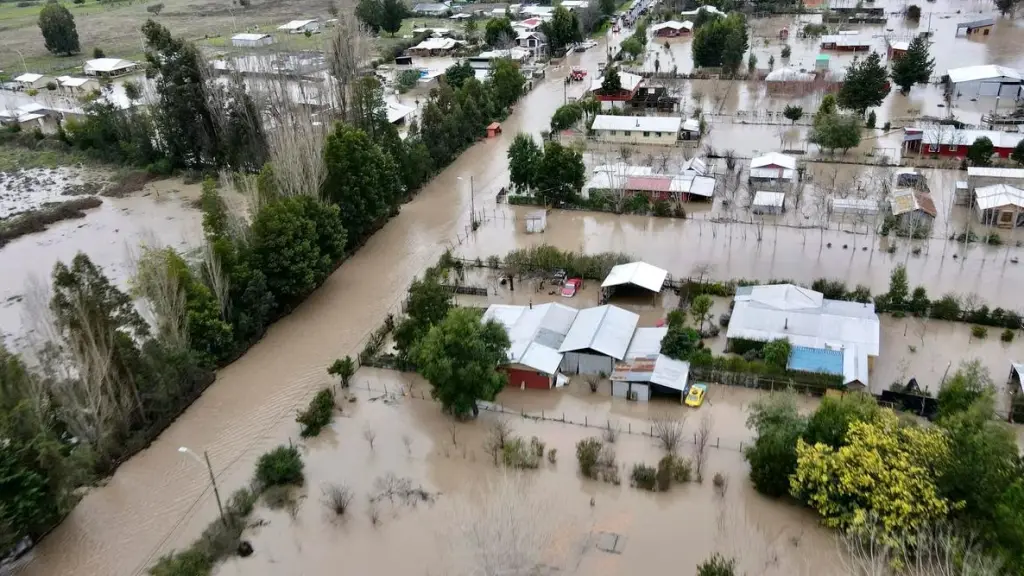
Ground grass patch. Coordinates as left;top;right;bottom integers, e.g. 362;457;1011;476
0;143;91;171
0;196;103;247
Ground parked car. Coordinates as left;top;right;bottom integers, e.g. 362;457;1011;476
561;278;582;297
581;39;598;50
685;384;707;407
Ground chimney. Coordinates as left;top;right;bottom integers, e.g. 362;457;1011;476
636;119;640;128
784;318;789;330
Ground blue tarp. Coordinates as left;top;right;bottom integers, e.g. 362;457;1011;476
787;346;844;376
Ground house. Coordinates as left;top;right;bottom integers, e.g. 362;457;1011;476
944;65;1024;100
559;305;640;375
727;284;880;387
651;20;693;38
626;86;680;113
601;261;668;298
749;152;797;186
83;58;138;78
974;184;1024;228
903;126;1024;158
559;0;589;9
963;167;1024;205
752;191;786;215
520;5;554;18
408;37;461;55
765;67;816;88
681;118;700;140
887;174;937;233
956;17;995;37
0;104;59;134
277;19;320;34
582;162;714;202
57;76;99;95
413;2;450;15
515;31;547;58
514;17;545;32
611;327;690;403
590;115;682;145
679;4;722;17
887;39;909;60
231;33;274;47
825;0;885;22
385;101;415;125
13;73;47;90
589;71;644;109
820;33;872;51
482;303;578;389
468;48;532;70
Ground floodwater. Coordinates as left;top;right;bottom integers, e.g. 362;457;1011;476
8;21;1023;576
0;166;106;218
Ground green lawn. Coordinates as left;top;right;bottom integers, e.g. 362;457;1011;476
0;0;110;24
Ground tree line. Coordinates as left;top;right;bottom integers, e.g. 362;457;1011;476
0;21;526;559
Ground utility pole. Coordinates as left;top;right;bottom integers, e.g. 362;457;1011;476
204;450;227;527
470;175;476;228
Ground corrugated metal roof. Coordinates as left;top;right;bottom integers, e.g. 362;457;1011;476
751;152;797;170
821;34;871;47
750;168;795;181
946;64;1023;84
590;71;644;93
559;305;639;359
591;115;683;133
967;166;1024;179
831;197;879;214
974;184;1024;210
727;284;880;356
787;346;844;375
14;73;43;83
482;303;578;375
624;327;668;359
518;343;562;374
843;346;869;388
889;189;937;217
753;191;786;208
611;354;690;391
601;261;668;292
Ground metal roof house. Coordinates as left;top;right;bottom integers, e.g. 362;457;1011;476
651;20;693;37
728;284;880;388
413;2;450;15
610;326;690;402
13;73;47;89
277;19;320;34
974;184;1024;228
590;115;682;146
955;17;995;37
749;153;797;186
752;191;786;215
581;163;715;202
944;65;1024;99
559;305;640;375
83;58;138;78
232;33;274;47
482;303;578;389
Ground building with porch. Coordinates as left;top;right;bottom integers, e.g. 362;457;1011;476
903;126;1024;159
83;58;138;78
589;70;644;110
974;184;1024;228
601;261;668;301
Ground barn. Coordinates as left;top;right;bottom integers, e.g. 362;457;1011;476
944;65;1024;100
559;305;640;375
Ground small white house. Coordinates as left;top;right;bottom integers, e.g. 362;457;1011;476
277;19;320;34
57;76;99;95
749;153;797;185
83;58;138;78
590;115;682;146
231;33;274;47
752;191;786;214
13;73;48;90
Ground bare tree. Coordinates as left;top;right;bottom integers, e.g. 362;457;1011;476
325;13;374;122
483;418;513;465
363;427;377;450
447;473;558;576
652;413;686;453
692;413;712;483
322;482;354;516
602;421;619;444
839;521;1002;576
126;242;188;351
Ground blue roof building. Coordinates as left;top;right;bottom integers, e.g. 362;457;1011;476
787;346;844;376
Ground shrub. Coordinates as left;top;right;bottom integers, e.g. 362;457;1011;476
762;338;791;370
906;4;921;19
93;47;105;59
255;445;304;488
576;437;603;478
296;388;335;437
657;454;691;489
930;294;962;321
971;325;988;339
149;549;212;576
866;111;876;129
1001;328;1014;343
630;463;658;491
781;44;791;58
502;436;542;468
547;448;557;463
146;2;164;13
697;554;737;576
322;483;353;515
45;81;57;90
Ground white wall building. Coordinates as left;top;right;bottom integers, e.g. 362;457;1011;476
590;115;681;145
83;58;138;78
231;33;274;47
945;65;1024;100
277;19;320;34
13;73;47;90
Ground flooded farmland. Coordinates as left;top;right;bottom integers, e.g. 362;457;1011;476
6;9;1024;576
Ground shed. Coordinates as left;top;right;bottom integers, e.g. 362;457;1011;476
752;191;786;214
945;65;1024;99
525;210;546;233
277;19;320;34
83;58;138;77
231;33;274;47
765;67;815;84
58;76;99;94
601;261;668;294
559;305;640;375
749;153;796;185
830;197;879;216
956;17;995;36
611;354;690;402
974;184;1024;228
13;73;47;89
487;122;502;138
815;54;830;71
888;188;937;231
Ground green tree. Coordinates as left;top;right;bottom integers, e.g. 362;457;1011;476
38;0;80;55
883;264;909;311
142;20;222;170
890;36;934;94
508;132;542;192
619;36;644;59
379;0;408;35
415;308;511;418
327;356;356;388
484;17;515;46
905;4;921;19
599;0;615;15
550;102;584;132
444;60;475;89
535;141;585;206
803;392;879;450
809;112;861;154
393;276;453;362
744;391;806;497
1012;140;1024;166
994;0;1018;16
692;13;748;75
762;338;791;370
837;52;889;116
248;196;346;308
355;0;384;32
783;104;803;124
660;325;700;360
690;295;713;333
488;58;525;109
221;79;269;173
321;123;402;247
464;17;478;37
600;66;622;93
540;6;582;53
967;136;995;167
696;554;737;576
936;360;993;420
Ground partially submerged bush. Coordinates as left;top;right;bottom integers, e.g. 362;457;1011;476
660;454;692;484
296;388;335;437
503;437;542;469
631;463;658;491
255;445;304;489
576;437;603;478
971;325;988;339
322;483;354;516
1002;328;1015;343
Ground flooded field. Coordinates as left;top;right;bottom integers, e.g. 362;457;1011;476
8;15;1024;576
0;166;108;218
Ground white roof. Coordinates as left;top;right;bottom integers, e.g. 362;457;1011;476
753;191;786;208
591;115;682;133
590;71;643;93
624;327;668;359
917;127;1024;149
278;19;317;30
449;13;471;19
682;118;700;133
750;168;795;181
232;33;271;41
84;58;135;72
14;73;43;83
680;4;722;15
60;77;92;87
831;197;880;213
765;67;815;82
651;20;693;32
842;347;869;387
474;48;532;61
947;65;1024;85
601;262;668;292
612;353;690;391
889;40;910;51
751;152;797;170
559;305;639;360
386;101;415;123
411;38;459;51
975;184;1024;210
821;34;871;47
482;303;579;374
967;166;1024;179
728;284;880;356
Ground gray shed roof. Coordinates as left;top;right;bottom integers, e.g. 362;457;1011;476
559;305;639;360
483;303;578;374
